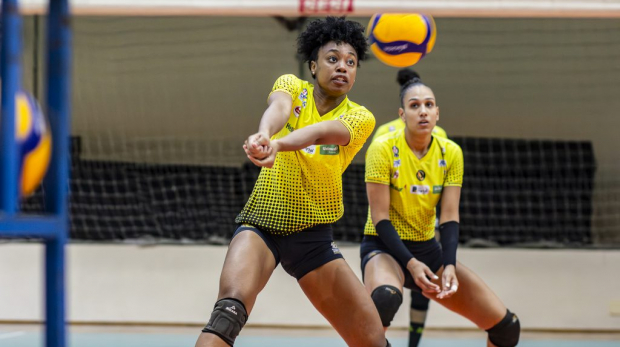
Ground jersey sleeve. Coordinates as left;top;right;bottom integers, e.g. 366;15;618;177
338;107;376;150
268;74;302;101
365;140;392;185
444;143;464;187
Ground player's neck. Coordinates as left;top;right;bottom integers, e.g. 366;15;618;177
313;88;346;116
405;132;433;159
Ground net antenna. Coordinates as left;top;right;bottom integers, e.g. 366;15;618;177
0;0;71;346
299;0;354;14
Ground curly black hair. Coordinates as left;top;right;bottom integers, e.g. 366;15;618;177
297;16;368;76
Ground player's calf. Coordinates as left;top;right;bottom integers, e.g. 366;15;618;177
202;298;248;346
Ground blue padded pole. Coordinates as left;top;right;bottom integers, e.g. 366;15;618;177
44;0;71;346
0;0;22;215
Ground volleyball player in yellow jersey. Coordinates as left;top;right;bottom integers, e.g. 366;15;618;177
371;68;448;347
361;76;520;347
195;17;390;347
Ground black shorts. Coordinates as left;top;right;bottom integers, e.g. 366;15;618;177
233;224;344;281
360;235;443;292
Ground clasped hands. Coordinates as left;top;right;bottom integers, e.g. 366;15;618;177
243;132;279;168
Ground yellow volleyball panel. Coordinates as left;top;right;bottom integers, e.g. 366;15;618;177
16;93;33;139
372;14;430;44
21;132;52;196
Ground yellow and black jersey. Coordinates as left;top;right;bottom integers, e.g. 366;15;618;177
372;118;447;142
236;74;376;235
364;130;463;241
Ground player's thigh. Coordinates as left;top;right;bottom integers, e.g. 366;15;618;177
431;261;506;329
363;253;405;294
299;259;386;347
217;229;277;314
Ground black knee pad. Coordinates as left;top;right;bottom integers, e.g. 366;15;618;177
371;285;403;327
202;298;248;346
486;310;520;347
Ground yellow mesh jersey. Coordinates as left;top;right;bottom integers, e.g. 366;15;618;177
236;74;376;235
372;118;447;142
364;130;463;241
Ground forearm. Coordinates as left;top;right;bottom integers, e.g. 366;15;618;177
257;101;290;137
375;220;415;267
273;122;326;152
439;221;459;267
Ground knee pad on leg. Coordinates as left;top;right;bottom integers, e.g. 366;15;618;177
486;310;520;347
371;285;403;327
202;298;248;346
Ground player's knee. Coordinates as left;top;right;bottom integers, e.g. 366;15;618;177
486;310;520;347
371;285;403;327
202;298;248;346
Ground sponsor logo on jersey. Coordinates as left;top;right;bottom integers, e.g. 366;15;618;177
433;185;443;194
303;145;316;155
389;183;404;192
389;126;396;132
331;242;341;255
416;170;426;181
410;185;430;195
286;123;295;133
392;146;399;157
320;144;339;155
299;88;308;108
294;106;301;117
393;159;401;168
392;170;399;179
438;159;447;167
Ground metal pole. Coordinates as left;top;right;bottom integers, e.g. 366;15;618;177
0;0;22;215
44;0;71;346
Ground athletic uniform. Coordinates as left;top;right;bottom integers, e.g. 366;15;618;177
235;74;375;280
361;129;463;290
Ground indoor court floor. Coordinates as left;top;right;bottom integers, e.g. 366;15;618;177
2;324;619;347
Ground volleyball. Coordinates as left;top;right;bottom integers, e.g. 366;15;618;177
16;91;52;196
367;13;437;68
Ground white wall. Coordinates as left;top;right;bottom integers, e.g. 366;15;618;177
1;243;619;330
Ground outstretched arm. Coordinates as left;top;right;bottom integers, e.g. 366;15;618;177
244;91;293;159
246;119;351;168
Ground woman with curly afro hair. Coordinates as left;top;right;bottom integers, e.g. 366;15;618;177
195;17;390;347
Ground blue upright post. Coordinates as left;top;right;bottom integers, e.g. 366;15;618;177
44;0;71;346
0;0;22;216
